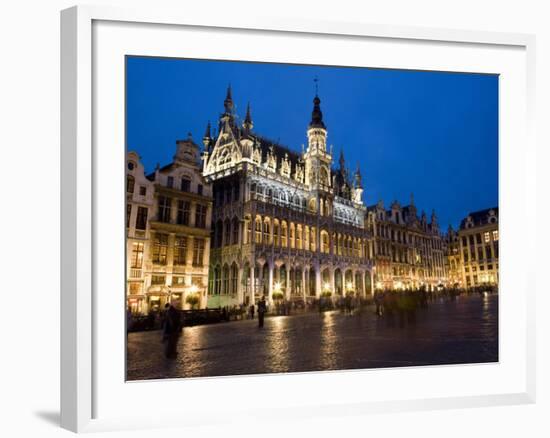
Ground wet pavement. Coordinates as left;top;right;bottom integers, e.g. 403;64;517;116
127;294;498;381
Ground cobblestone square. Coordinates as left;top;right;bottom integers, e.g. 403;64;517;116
127;294;498;380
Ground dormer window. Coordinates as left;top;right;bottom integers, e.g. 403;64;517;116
127;161;135;171
167;176;174;188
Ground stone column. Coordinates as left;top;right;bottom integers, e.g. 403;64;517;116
268;262;274;305
250;264;256;304
302;268;307;301
237;266;244;304
315;261;321;299
285;263;291;300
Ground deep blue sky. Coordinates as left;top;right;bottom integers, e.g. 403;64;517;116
126;56;498;229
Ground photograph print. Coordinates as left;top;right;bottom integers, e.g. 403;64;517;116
125;56;498;381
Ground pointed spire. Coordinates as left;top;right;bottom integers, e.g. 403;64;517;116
354;162;362;188
410;192;415;207
203;120;211;139
243;102;253;132
339;149;345;170
223;84;234;114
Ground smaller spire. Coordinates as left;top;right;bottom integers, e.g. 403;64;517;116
223;84;234;114
339;149;345;170
410;192;415;206
243;102;253;132
203;121;212;151
354;162;362;188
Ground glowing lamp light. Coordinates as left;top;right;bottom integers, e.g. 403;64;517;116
189;284;198;294
274;282;282;293
323;282;331;291
346;281;353;291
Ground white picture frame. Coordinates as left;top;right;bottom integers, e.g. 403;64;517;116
60;4;536;433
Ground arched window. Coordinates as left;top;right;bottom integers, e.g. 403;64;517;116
281;221;288;247
310;227;316;252
255;216;262;244
321;230;330;254
222;264;230;294
224;219;231;246
231;217;239;245
230;263;238;295
296;224;302;249
273;219;280;246
214;265;221;294
290;223;295;249
304;226;309;251
263;218;271;244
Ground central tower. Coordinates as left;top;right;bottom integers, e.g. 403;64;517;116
304;94;332;191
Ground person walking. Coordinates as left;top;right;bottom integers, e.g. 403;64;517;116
257;295;267;328
162;303;181;359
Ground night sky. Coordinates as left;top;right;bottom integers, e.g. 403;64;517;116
126;56;498;230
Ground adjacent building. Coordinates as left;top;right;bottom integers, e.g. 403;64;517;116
457;207;499;288
202;87;374;307
366;197;447;291
126;137;213;313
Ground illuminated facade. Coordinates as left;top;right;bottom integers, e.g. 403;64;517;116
203;87;374;306
126;137;213;313
458;207;499;288
366;198;447;291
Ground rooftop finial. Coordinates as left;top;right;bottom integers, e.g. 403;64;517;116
314;76;319;96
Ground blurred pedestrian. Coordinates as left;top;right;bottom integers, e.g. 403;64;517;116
257;295;267;328
162;303;181;359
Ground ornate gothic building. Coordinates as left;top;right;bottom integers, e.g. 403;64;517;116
202;87;374;307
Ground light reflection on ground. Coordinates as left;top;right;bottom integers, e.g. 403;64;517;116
127;294;498;381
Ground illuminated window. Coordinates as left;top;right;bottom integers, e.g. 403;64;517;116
152;234;168;265
192;238;205;267
151;275;165;285
173;237;187;266
492;230;499;241
130;242;144;268
484;232;490;243
255;217;262;244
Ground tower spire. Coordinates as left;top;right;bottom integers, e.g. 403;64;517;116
309;85;326;130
